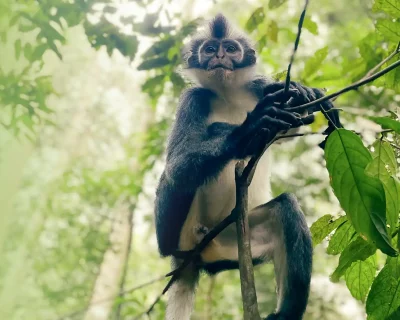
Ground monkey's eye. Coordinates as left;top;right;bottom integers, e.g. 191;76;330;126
226;45;237;53
205;46;216;54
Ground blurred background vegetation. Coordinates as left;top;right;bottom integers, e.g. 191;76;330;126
0;0;399;319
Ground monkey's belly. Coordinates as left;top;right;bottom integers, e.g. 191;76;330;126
178;152;272;252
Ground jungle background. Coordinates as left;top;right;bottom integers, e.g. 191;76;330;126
0;0;399;319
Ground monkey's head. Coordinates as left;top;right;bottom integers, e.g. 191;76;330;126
183;14;257;89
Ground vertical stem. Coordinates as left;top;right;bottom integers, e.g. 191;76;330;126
235;162;261;320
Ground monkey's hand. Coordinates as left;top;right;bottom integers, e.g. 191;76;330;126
263;81;343;148
228;88;314;159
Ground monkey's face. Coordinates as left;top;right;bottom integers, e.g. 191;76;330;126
200;39;241;71
188;39;256;73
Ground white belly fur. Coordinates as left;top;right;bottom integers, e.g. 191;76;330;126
179;89;272;251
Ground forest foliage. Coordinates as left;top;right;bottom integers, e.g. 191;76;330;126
0;0;400;319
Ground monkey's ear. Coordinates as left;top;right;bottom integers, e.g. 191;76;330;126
247;49;257;65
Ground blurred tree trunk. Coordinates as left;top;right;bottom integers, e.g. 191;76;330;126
83;204;133;320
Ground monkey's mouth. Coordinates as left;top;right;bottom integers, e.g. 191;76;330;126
207;64;233;71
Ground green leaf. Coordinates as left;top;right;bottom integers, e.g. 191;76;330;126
373;0;400;18
303;46;329;79
327;220;356;255
369;116;400;134
303;16;318;35
345;255;376;302
143;38;175;59
267;20;278;42
387;307;400;320
367;256;400;320
23;42;32;60
376;19;400;42
325;129;397;256
257;34;268;51
272;70;287;81
366;140;400;233
331;236;376;282
245;7;265;33
14;39;21;60
269;0;288;9
30;44;47;62
310;214;347;247
137;57;170;71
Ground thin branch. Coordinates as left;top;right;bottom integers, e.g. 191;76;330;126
133;293;163;320
283;0;309;94
287;59;400;113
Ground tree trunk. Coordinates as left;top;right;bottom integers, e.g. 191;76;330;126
83;204;133;320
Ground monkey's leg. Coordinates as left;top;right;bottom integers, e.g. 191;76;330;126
201;193;312;320
165;257;199;320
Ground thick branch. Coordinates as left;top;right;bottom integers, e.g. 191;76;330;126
235;162;261;320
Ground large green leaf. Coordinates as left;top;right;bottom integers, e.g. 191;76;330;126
366;140;400;235
325;129;397;256
367;256;400;320
373;0;400;18
327;220;356;255
310;214;347;247
370;116;400;134
345;255;376;302
331;236;376;282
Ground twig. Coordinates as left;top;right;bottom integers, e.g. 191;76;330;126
133;294;163;320
283;0;309;95
287;59;400;113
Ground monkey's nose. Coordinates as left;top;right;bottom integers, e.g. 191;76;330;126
216;46;225;59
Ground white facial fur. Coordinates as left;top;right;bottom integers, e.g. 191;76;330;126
183;65;257;93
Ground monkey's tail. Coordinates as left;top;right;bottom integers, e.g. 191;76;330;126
165;260;199;320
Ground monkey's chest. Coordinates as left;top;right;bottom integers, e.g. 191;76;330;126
178;95;272;251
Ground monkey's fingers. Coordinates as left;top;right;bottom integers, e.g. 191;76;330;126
264;107;303;127
299;114;315;126
256;88;300;112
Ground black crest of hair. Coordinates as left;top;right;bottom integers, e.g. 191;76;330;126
210;14;230;38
